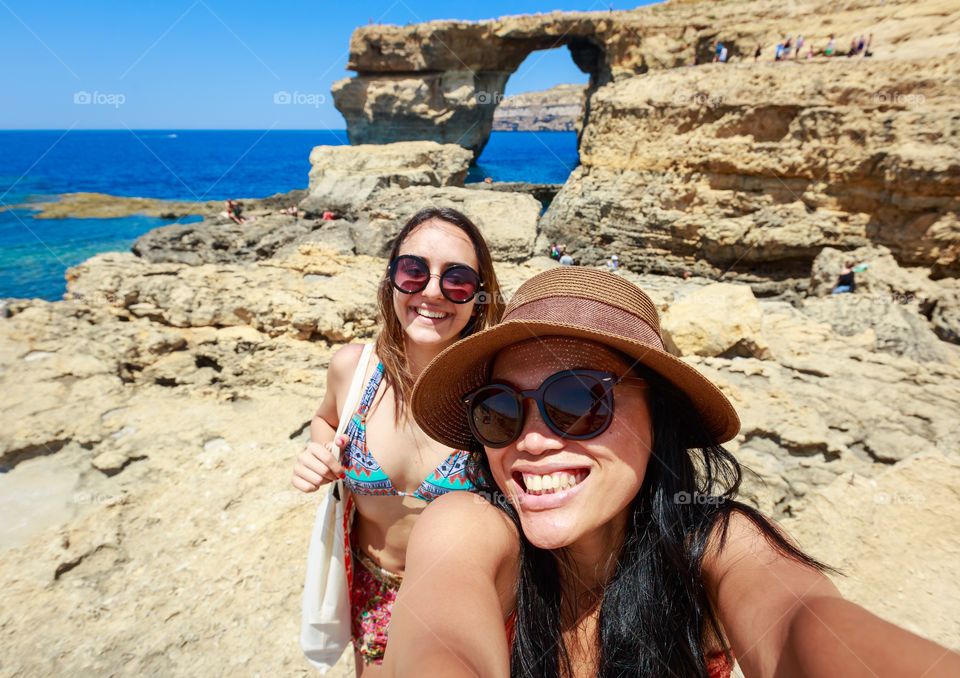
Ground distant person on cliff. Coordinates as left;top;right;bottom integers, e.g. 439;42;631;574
864;33;873;57
754;44;761;61
714;42;723;62
718;45;728;63
831;260;857;294
292;207;504;672
559;251;574;266
775;43;784;61
795;34;804;58
826;35;836;56
606;254;619;270
226;199;245;225
782;36;792;59
550;243;566;260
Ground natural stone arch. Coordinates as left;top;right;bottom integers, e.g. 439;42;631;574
331;14;655;162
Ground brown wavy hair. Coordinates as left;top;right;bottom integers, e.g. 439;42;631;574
375;206;504;421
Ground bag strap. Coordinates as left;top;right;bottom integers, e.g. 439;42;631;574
331;343;374;500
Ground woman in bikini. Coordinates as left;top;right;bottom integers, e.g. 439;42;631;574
384;266;960;677
291;206;503;673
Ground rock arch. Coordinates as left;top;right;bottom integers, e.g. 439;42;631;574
331;14;657;161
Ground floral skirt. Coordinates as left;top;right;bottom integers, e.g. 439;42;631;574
349;535;403;665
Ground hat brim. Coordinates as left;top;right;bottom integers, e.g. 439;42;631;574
411;319;740;450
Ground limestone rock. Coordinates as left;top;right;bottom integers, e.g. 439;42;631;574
65;251;382;342
783;453;960;650
801;294;955;363
334;0;960;162
808;245;939;302
332;71;512;160
540;54;960;277
492;84;586;132
930;282;960;345
355;186;542;262
299;141;472;218
661;283;771;359
3;259;960;673
131;212;322;265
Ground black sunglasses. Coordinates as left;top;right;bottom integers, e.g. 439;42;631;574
389;254;482;304
462;370;647;448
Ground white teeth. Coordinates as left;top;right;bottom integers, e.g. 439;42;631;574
415;307;448;319
521;471;587;495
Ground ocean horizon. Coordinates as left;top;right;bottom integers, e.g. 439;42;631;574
0;129;579;301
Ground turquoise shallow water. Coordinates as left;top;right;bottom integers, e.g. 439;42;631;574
0;130;579;300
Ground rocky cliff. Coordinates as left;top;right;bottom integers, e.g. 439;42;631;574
541;53;960;281
2;139;960;676
492;84;586;132
332;0;960;160
4;0;960;674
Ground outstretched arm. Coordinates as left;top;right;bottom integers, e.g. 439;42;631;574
382;491;519;678
704;512;960;678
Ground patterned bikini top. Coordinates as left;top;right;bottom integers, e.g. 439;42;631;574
341;363;478;502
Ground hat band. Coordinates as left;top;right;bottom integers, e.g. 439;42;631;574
504;296;665;350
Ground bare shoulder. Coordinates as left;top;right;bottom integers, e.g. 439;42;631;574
326;342;373;392
328;342;368;378
703;510;791;581
409;492;519;567
703;509;836;608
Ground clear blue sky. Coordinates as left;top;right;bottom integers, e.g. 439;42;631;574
1;0;659;130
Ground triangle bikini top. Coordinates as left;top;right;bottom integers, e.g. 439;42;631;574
341;363;478;502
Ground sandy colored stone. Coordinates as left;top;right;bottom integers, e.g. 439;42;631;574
541;51;960;277
299;141;472;218
492;84;586;132
355;185;542;262
783;453;960;650
661;283;772;359
335;0;960;159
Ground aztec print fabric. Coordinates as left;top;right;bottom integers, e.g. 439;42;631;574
341;362;477;501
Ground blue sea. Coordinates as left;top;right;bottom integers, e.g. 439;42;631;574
0;130;578;301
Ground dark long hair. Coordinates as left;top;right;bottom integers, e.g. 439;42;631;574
470;364;834;678
375;207;504;420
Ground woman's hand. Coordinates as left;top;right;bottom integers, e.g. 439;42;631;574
291;435;348;492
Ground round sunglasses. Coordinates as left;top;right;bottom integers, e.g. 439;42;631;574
389;254;482;304
462;370;647;448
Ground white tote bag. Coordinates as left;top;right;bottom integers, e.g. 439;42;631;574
301;342;374;671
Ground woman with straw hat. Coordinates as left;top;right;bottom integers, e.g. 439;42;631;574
382;266;960;677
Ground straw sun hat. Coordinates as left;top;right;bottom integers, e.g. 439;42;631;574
411;266;740;450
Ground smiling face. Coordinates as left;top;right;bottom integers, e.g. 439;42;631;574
393;219;480;352
485;337;653;556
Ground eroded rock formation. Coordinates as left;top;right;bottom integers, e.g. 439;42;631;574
332;0;960;162
332;13;633;158
540;54;960;278
492;84;586;131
